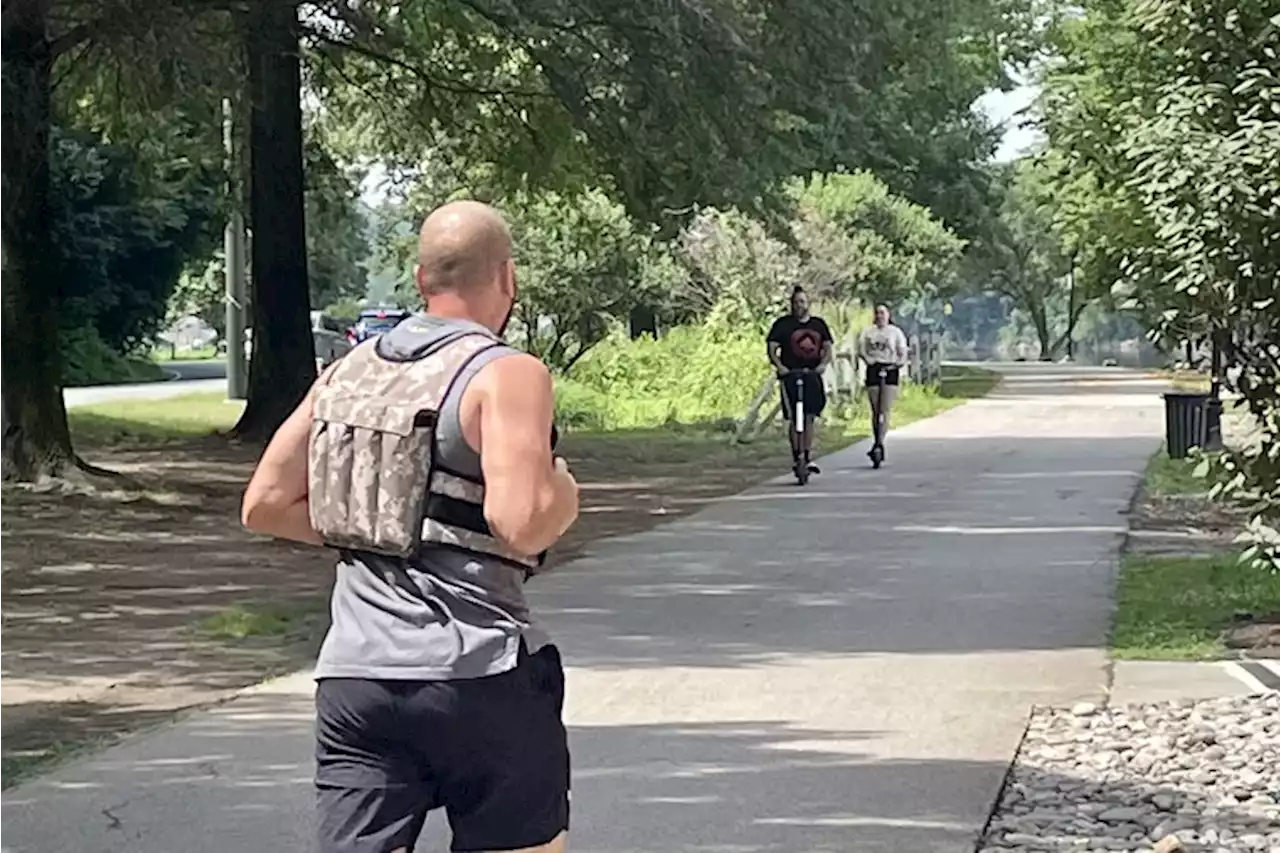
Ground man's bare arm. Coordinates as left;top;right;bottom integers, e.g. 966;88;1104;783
468;354;578;556
241;394;322;545
767;342;786;372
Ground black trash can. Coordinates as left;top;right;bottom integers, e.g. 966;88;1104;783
1164;392;1211;459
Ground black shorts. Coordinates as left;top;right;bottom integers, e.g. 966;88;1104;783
779;371;827;419
864;365;901;387
315;645;569;853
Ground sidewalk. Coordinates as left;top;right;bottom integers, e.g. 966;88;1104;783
3;365;1173;853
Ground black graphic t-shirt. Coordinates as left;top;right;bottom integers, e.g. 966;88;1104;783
767;315;834;370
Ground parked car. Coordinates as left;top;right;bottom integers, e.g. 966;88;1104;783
353;308;412;342
239;311;354;371
312;311;353;368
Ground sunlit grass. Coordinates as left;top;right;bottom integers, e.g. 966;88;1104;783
70;393;242;445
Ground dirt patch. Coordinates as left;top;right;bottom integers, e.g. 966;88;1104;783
0;428;790;786
1125;492;1249;558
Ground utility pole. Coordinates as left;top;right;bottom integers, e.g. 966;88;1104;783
1066;251;1077;362
223;98;248;400
1206;327;1224;451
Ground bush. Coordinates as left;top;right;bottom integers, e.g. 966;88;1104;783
61;326;164;387
556;324;768;431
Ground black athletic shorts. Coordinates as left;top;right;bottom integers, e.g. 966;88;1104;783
315;644;569;853
779;371;827;418
864;364;901;387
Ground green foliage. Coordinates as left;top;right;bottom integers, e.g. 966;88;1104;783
49;123;222;375
1041;0;1280;569
675;209;801;328
311;0;1029;229
60;326;164;387
791;171;966;307
966;159;1079;358
169;254;226;335
502;187;680;371
304;134;371;310
558;326;768;430
323;297;365;327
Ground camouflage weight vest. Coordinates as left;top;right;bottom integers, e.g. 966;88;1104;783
307;321;540;572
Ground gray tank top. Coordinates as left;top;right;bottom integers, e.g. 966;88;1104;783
313;315;551;681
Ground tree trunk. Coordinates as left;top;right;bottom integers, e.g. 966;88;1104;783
1029;305;1054;361
1;1;77;481
233;0;315;441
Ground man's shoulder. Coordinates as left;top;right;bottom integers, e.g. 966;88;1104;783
468;350;550;398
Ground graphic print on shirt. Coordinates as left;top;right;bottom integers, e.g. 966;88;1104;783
789;327;825;363
862;328;898;363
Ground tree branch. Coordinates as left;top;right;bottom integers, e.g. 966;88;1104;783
308;32;553;99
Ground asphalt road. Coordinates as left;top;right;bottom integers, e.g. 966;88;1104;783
4;363;1172;853
62;360;228;409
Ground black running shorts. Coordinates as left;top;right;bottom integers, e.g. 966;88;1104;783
864;364;901;387
779;371;827;419
314;645;569;853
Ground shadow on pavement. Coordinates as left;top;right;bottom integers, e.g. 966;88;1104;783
532;429;1159;670
3;690;1265;853
0;692;1007;852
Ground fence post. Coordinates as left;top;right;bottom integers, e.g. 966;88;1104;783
734;375;778;443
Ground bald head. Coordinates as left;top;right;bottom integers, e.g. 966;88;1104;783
415;200;512;297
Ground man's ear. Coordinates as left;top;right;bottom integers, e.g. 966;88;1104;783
501;259;517;299
414;263;427;292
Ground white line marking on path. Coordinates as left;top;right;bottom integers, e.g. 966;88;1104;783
1222;661;1278;694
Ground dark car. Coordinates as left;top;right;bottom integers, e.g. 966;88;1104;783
353;308;412;343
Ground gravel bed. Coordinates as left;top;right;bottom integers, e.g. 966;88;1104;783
980;694;1280;853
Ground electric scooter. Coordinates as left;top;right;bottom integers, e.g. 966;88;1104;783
869;366;888;469
782;368;813;485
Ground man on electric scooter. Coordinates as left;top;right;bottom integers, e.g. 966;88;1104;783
766;286;834;476
857;304;909;464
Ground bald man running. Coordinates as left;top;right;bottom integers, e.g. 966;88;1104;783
242;200;579;853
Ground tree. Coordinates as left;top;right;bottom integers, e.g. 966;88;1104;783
503;188;675;371
966;160;1088;359
304;133;370;310
311;0;1030;230
51;126;223;353
233;0;314;440
2;0;69;479
1041;0;1280;567
790;171;966;308
676;208;802;328
1;0;242;479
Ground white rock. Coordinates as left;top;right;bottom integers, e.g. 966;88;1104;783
979;696;1279;853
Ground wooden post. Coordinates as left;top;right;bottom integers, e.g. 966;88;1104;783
734;375;778;444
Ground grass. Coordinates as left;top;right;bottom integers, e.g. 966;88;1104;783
196;603;318;641
1143;446;1213;497
1112;553;1280;659
939;364;1002;399
70;393;243;445
1;736;117;791
67;366;997;451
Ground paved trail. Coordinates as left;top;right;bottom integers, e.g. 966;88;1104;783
63;358;226;409
2;364;1170;853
